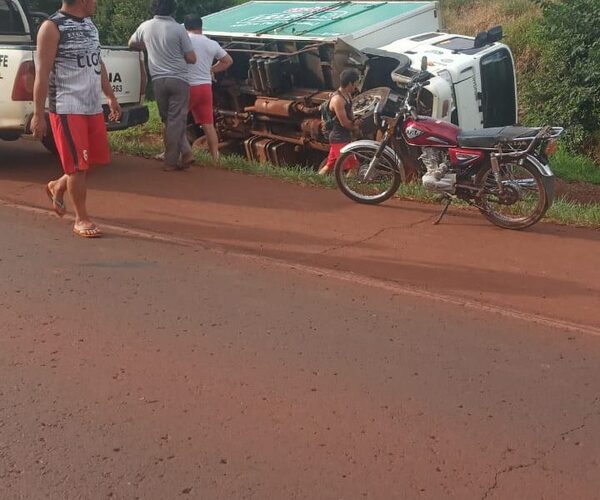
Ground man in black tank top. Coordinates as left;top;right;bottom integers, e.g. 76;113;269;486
318;69;361;176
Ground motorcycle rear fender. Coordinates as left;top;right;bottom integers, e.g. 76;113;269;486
524;154;553;177
524;154;555;205
340;140;406;182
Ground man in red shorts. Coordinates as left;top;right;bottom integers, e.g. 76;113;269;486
31;0;121;238
184;15;232;163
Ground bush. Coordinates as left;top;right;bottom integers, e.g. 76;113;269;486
521;0;600;152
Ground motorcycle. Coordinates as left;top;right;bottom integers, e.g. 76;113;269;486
334;58;563;230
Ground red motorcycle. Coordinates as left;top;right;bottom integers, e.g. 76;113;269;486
334;61;563;229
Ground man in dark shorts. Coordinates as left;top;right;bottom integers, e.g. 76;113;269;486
318;68;361;176
31;0;121;238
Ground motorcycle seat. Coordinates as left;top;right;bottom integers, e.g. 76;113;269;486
457;126;543;149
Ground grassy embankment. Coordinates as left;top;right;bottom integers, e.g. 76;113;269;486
110;103;600;227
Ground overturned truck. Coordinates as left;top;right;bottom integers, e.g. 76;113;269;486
198;1;517;169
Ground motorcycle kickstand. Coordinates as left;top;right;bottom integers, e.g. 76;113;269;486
433;195;453;225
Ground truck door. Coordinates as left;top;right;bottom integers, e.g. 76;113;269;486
453;68;482;130
479;48;517;127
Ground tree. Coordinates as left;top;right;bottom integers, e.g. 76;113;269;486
94;0;153;45
175;0;245;18
522;0;600;151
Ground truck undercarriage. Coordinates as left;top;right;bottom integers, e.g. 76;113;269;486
195;37;413;168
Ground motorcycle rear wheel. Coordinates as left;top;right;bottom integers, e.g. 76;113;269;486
334;145;402;205
475;158;552;230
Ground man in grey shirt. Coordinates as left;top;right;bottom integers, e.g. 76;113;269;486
129;0;196;171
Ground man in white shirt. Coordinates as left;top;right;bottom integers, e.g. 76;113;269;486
184;15;233;163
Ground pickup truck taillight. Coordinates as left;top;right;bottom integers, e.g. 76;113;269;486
140;57;147;103
12;60;35;101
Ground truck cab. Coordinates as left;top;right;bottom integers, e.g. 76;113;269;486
0;0;148;148
379;31;517;130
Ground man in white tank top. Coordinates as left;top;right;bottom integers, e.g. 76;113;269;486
31;0;122;238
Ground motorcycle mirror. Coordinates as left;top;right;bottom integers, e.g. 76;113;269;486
421;56;428;72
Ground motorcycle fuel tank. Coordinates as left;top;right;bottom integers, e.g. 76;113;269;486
402;117;459;147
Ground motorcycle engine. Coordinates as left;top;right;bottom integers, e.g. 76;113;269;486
419;148;456;194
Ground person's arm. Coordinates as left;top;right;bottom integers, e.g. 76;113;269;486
31;20;59;139
184;50;196;64
128;39;145;51
128;25;145;51
330;94;355;130
100;62;122;122
211;53;233;76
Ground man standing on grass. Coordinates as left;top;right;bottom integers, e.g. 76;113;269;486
184;15;233;163
129;0;197;171
31;0;122;238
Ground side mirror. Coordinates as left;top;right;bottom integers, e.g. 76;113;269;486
474;32;488;49
487;26;503;43
421;56;428;72
474;25;503;48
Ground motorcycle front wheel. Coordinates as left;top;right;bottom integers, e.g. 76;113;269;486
475;158;552;230
334;145;402;205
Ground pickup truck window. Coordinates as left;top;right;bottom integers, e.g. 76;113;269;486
0;0;26;35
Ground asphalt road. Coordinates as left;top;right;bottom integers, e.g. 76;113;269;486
1;204;599;500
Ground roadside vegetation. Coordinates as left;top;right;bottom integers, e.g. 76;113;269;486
110;104;600;228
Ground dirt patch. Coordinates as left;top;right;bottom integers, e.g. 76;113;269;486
556;179;600;205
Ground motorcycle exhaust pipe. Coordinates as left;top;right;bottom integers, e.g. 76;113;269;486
422;172;456;193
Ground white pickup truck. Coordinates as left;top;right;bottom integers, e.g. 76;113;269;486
0;0;148;152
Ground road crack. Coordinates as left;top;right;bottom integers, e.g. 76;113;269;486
314;215;434;257
481;396;600;499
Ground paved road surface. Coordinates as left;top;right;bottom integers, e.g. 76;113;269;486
1;140;599;499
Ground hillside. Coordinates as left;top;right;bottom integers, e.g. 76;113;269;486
442;0;540;37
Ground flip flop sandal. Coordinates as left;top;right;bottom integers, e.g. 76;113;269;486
73;224;102;238
45;185;66;217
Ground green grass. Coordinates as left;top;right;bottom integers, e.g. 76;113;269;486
546;198;600;227
108;101;599;228
550;146;600;185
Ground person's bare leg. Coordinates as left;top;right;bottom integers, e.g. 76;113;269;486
202;124;220;163
68;171;100;236
47;174;68;212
